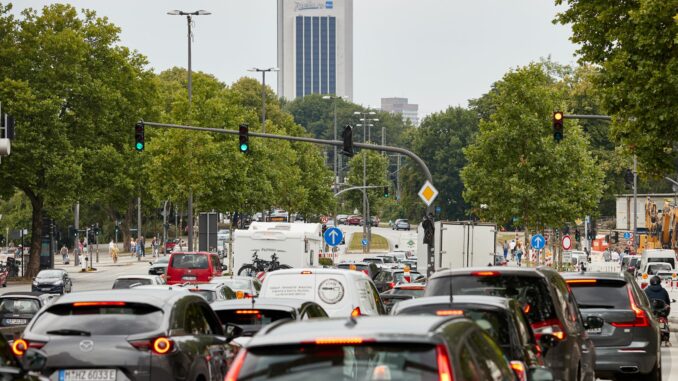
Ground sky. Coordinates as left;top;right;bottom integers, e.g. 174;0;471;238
13;0;579;118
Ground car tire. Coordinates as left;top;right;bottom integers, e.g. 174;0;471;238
645;359;661;381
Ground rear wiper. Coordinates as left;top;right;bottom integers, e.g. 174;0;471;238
578;304;615;309
46;329;91;336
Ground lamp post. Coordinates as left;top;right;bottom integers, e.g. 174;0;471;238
354;111;378;252
249;67;279;133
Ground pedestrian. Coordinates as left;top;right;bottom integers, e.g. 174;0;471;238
135;239;142;261
139;236;145;257
611;248;620;263
130;238;136;257
515;242;524;267
111;244;119;264
151;236;159;257
108;240;115;258
60;244;69;265
502;240;509;260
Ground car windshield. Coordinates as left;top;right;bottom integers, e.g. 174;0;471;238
31;302;163;335
379;257;395;263
189;289;216;302
113;278;152;289
0;298;40;314
568;280;630;309
36;270;63;279
238;343;439;381
426;274;557;324
171;254;209;269
216;309;293;326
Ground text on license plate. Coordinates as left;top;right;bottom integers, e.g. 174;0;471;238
4;319;27;325
586;328;602;334
183;276;196;280
60;369;116;381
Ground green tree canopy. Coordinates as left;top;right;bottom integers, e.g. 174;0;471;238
344;150;389;216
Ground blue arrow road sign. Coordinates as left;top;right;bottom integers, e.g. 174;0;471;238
623;232;632;239
362;239;369;246
531;234;546;250
323;227;344;247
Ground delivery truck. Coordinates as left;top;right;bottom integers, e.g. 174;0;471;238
417;221;497;273
232;222;323;272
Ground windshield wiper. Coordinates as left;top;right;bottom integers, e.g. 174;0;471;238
46;329;91;336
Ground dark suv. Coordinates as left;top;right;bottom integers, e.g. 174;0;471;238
562;271;660;380
426;267;600;381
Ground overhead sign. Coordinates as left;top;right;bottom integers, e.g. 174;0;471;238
418;181;439;206
323;227;343;247
562;235;572;250
531;234;546;250
623;232;632;240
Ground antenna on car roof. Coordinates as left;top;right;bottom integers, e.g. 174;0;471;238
449;262;454;304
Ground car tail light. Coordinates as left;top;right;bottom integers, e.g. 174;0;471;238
129;337;174;355
436;344;454;381
351;307;361;317
225;349;247;381
314;337;366;345
73;301;126;307
510;361;527;381
436;310;464;316
11;339;45;356
236;291;245;299
565;279;597;284
611;286;649;328
236;310;260;314
388;282;395;289
523;304;531;314
531;318;567;341
471;271;499;277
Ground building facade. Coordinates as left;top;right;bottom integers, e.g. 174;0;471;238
381;97;419;126
277;0;353;100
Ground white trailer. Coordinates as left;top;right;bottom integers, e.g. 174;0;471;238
232;222;323;272
418;221;497;272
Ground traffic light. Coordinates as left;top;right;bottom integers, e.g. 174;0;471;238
613;231;619;243
422;216;434;246
624;169;634;189
553;111;564;142
239;124;250;153
575;230;581;242
383;186;389;198
134;121;145;151
5;115;14;139
341;125;354;157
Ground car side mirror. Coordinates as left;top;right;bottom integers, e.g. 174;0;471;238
527;366;554;381
538;334;558;354
584;315;604;330
19;348;48;372
224;324;243;341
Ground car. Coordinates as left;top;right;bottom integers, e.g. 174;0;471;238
259;268;386;317
425;267;598;381
345;215;362;226
621;255;639;272
375;254;399;265
2;330;48;380
362;257;398;269
562;271;660;380
211;275;262;298
31;269;72;295
224;315;551;381
360;216;379;227
18;289;239;381
131;285;190;293
0;292;56;328
401;258;418;271
392;295;546;380
379;283;425;313
166;251;222;285
336;215;349;225
639;249;676;274
148;256;169;275
182;282;237;303
112;275;165;289
372;268;424;292
494;254;508;266
211;298;328;338
392;218;411;230
164;238;180;253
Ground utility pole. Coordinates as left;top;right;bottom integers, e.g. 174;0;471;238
187;191;193;251
137;197;142;240
74;202;80;267
633;154;638;251
396;154;401;200
163;200;169;255
249;67;279;133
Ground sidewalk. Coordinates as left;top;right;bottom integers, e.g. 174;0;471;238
54;251;164;272
666;288;678;332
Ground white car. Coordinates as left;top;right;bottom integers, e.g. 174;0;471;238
112;275;165;289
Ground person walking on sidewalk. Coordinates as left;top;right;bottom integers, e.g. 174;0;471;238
515;242;524;267
151;237;159;257
139;236;146;257
135;239;142;261
60;245;69;265
111;244;119;264
502;240;509;261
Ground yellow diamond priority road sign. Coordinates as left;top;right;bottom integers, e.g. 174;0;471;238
418;181;439;206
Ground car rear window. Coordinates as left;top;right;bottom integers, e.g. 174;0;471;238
391;288;425;297
0;298;40;314
239;343;439;381
647;263;673;274
568;280;630;309
190;290;216;302
31;302;163;336
394;272;422;283
113;278;152;289
216;309;293;326
171;254;209;269
426;274;557;323
221;279;251;290
363;258;382;264
648;258;675;268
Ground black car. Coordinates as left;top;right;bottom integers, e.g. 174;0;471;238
392;295;545;380
19;289;239;381
372;268;424;292
563;271;660;380
31;269;72;294
183;283;237;303
148;256;169;275
212;298;328;337
426;267;600;381
379;283;425;313
0;292;55;328
225;315;552;380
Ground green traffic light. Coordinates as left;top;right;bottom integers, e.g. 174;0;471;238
240;143;249;152
135;142;144;151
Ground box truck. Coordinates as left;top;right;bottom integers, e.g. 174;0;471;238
417;221;497;273
232;222;323;273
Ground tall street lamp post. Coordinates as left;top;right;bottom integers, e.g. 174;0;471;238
249;67;279;133
354;111;378;252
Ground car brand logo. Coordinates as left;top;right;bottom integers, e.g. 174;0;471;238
79;340;94;352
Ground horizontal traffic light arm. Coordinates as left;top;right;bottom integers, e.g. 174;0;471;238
561;114;612;121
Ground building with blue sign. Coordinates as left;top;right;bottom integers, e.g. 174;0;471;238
277;0;353;100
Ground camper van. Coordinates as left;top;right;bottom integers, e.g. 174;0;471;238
232;222;323;272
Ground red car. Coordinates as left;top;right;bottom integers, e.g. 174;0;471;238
164;239;180;252
346;215;363;226
166;251;222;285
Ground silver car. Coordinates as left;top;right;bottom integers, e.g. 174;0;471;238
392;219;410;230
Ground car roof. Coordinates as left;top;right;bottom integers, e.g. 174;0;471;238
0;291;47;299
394;295;514;312
561;272;629;281
430;266;552;279
249;316;469;348
394;283;426;289
185;283;221;290
171;251;214;256
37;269;66;274
49;289;196;309
265;268;372;280
116;275;158;280
211;298;308;312
212;276;257;284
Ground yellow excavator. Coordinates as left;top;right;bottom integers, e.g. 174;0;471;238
640;197;678;251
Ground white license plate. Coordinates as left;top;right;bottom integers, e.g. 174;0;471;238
586;328;602;334
4;319;27;325
182;276;196;280
60;369;116;381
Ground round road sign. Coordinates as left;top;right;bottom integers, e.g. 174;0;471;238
562;235;572;250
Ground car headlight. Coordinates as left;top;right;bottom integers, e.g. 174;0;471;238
32;281;38;286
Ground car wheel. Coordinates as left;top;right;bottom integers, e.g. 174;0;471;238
645;359;661;381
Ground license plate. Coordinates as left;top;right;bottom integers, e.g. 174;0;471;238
41;287;52;291
60;369;117;381
586;328;602;334
182;276;196;280
4;319;27;325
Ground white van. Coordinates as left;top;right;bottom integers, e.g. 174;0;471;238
259;268;385;318
638;249;677;288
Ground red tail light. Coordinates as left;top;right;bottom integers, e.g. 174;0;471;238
531;318;567;341
351;307;361;317
225;349;247;381
510;361;527;381
128;337;174;355
436;344;454;381
471;271;499;277
73;302;126;307
11;339;28;356
388;282;395;289
611;285;649;327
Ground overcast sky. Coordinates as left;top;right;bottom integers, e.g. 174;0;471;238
13;0;579;117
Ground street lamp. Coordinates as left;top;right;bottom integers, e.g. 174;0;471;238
167;9;211;103
353;110;379;252
249;67;280;133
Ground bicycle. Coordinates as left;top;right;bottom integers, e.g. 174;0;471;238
238;252;291;277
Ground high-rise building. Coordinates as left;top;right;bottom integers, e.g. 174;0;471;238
381;97;419;126
277;0;353;100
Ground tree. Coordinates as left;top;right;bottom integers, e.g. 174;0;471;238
344;150;389;216
555;0;678;174
461;63;604;232
0;4;156;276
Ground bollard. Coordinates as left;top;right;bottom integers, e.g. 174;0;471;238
403;265;411;283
